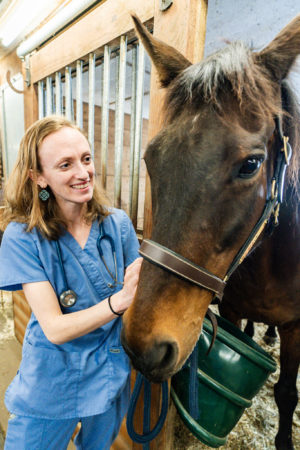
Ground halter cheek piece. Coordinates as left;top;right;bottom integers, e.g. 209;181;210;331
139;115;292;344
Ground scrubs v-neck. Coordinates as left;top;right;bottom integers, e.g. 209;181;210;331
0;208;139;419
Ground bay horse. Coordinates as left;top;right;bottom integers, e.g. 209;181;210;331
122;14;300;450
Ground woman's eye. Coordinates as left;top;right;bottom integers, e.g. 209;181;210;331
60;162;69;169
84;156;92;163
238;157;264;178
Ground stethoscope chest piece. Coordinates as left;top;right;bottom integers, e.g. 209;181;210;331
60;289;77;308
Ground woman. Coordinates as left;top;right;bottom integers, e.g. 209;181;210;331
0;115;142;449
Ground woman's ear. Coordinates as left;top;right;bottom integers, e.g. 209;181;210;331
28;169;47;189
28;169;35;182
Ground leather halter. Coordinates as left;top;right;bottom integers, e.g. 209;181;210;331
139;116;292;301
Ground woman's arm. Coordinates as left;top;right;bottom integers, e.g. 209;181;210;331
23;257;142;345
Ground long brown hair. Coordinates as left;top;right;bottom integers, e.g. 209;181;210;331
1;115;110;239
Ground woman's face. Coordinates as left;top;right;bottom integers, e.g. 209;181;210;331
36;126;95;211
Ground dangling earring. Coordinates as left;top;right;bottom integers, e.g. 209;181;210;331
39;188;50;201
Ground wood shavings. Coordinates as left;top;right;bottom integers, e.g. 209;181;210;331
0;292;14;342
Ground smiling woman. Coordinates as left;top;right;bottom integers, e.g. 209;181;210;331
2;116;109;240
0;115;142;450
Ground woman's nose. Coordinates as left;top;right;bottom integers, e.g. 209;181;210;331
75;162;90;179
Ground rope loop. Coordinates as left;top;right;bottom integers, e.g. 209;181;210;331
126;373;169;444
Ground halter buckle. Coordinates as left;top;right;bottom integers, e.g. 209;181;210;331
273;203;280;226
271;178;277;200
282;136;290;165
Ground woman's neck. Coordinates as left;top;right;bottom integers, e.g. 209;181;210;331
59;203;92;249
58;201;88;229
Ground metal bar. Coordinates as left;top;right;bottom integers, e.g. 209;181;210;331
65;66;73;120
55;72;62;115
76;60;83;128
46;77;53;116
88;53;95;157
114;35;127;208
131;43;145;228
38;81;44;119
129;45;137;219
101;45;111;190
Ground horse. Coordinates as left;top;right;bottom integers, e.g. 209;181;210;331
244;321;277;345
121;14;300;450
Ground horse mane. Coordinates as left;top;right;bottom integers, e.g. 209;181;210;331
281;80;300;201
165;40;300;200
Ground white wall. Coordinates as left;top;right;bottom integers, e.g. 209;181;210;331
0;73;24;177
204;0;300;101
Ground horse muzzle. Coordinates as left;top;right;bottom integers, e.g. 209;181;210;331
121;328;179;382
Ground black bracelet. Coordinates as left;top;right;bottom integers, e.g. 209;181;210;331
108;296;124;316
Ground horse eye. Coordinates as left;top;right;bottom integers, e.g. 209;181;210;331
238;157;264;178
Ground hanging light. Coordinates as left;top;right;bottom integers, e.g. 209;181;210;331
0;0;59;48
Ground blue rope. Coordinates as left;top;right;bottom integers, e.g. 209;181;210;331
142;380;151;450
188;345;200;421
126;373;169;444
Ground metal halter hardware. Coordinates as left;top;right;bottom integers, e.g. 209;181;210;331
139;116;292;301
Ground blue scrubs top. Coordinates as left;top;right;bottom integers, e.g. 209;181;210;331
0;208;139;419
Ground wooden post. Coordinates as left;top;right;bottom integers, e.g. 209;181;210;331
22;57;39;130
138;1;208;448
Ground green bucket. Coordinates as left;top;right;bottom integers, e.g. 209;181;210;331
171;314;277;448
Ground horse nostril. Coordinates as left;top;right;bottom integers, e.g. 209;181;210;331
121;329;179;380
148;340;178;372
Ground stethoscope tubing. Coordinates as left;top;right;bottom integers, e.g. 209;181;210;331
56;221;122;308
55;240;69;292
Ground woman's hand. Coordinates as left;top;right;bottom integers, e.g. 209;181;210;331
110;257;143;314
23;258;143;344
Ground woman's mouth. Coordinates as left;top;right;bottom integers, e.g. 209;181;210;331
71;181;90;190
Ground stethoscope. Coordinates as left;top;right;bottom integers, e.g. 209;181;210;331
55;222;123;308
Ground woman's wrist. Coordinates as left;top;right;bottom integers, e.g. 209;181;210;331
107;295;124;316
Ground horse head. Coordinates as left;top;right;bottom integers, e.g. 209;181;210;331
121;14;300;382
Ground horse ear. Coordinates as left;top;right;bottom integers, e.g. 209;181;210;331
131;13;191;87
257;15;300;82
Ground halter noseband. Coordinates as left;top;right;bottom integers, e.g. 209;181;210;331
139;116;292;301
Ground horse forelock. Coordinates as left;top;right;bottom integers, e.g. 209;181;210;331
165;41;282;123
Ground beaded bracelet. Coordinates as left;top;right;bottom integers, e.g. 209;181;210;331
108;296;124;316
